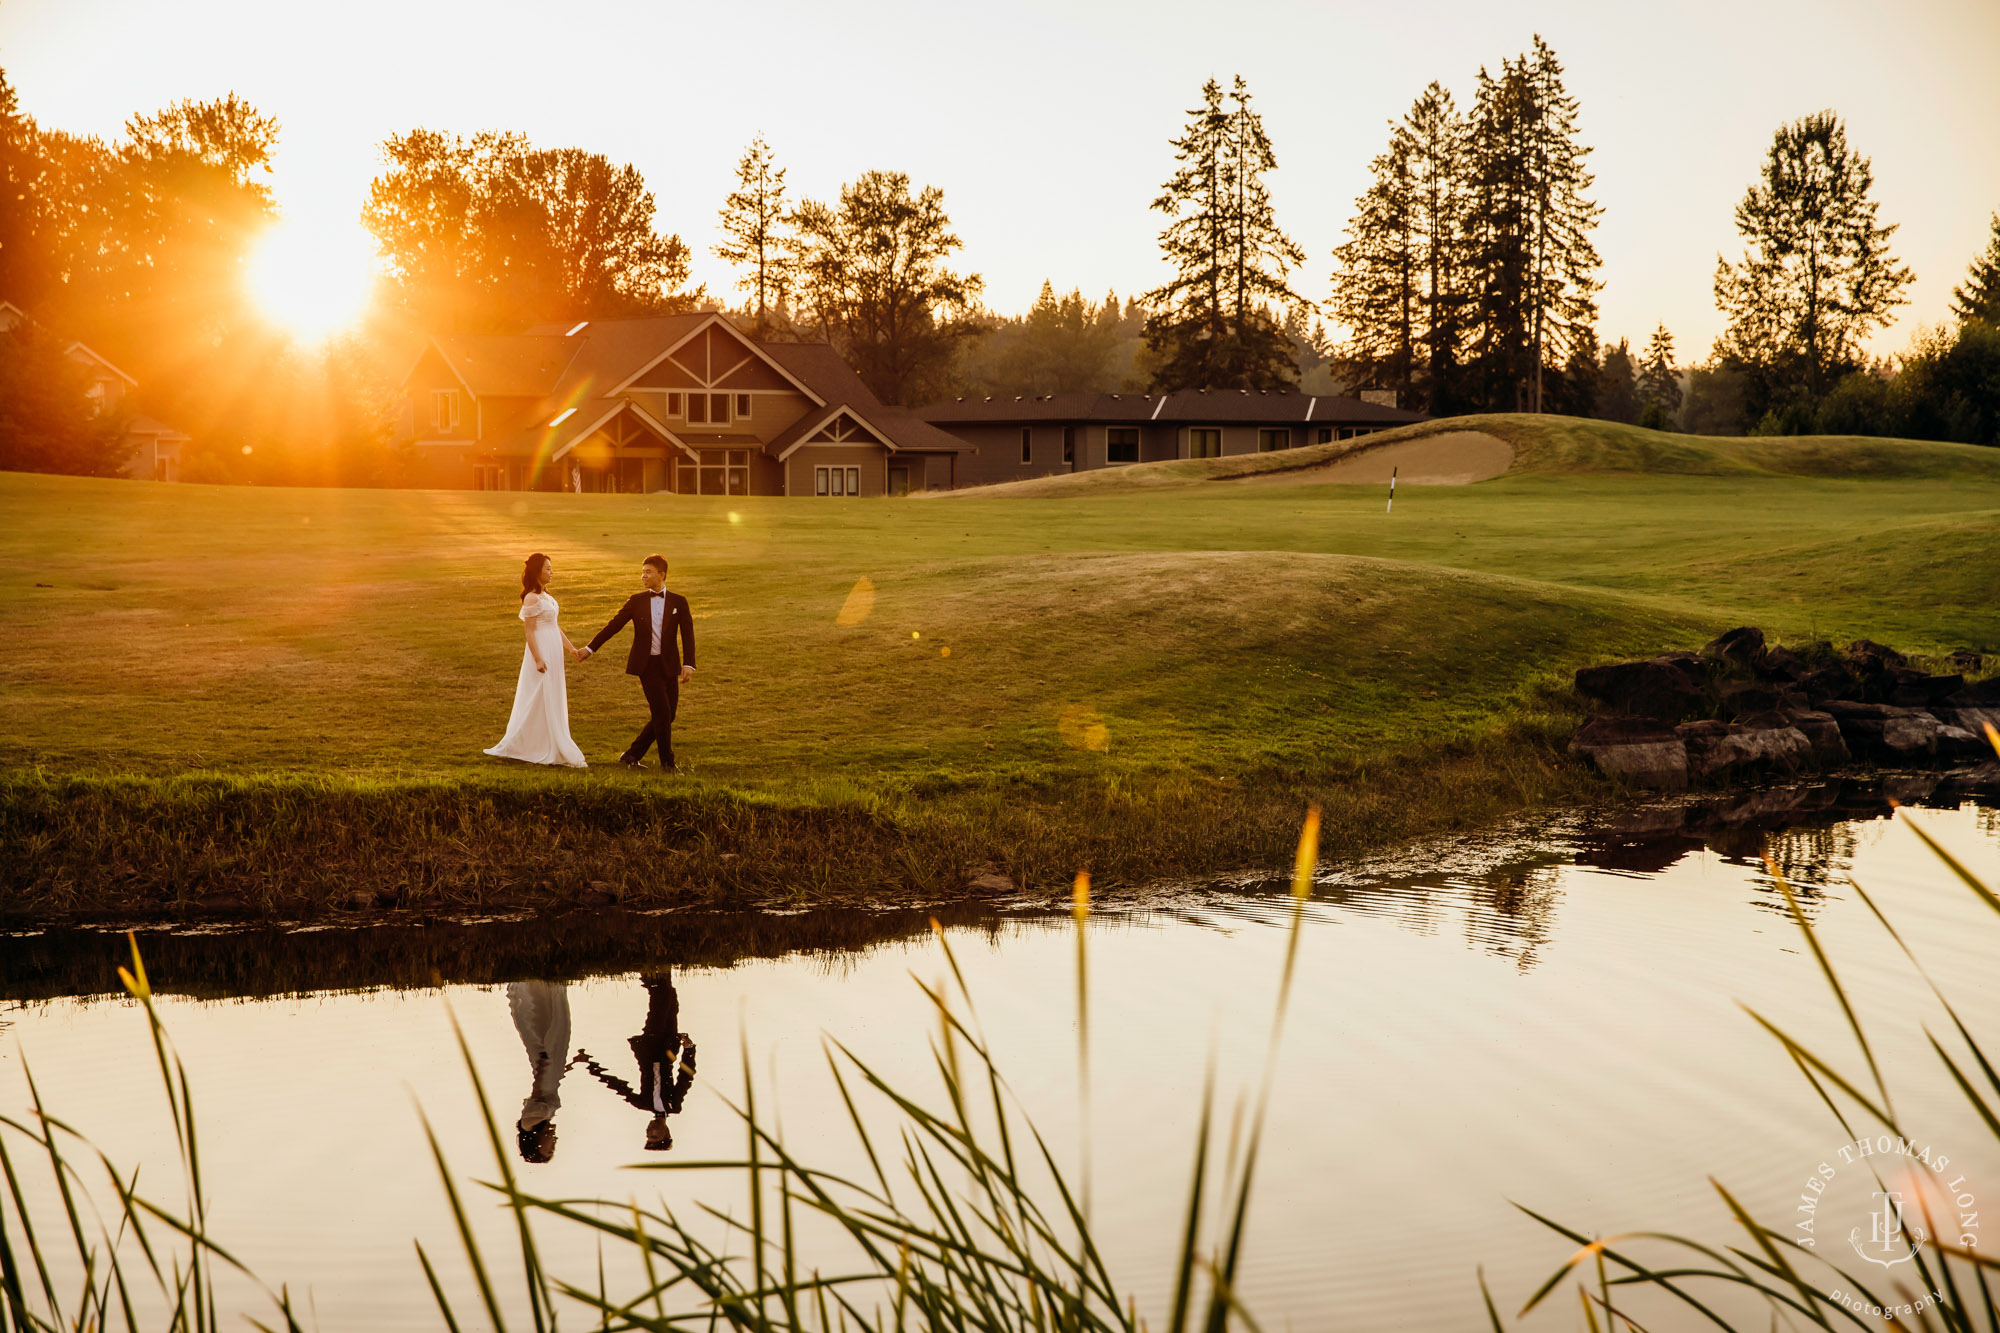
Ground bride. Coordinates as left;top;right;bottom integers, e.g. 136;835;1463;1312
485;552;588;767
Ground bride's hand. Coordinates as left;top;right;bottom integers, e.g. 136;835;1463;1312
535;660;548;674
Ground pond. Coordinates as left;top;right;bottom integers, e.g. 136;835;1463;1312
4;777;1999;1330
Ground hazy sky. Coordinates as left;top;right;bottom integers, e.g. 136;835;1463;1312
5;0;1998;357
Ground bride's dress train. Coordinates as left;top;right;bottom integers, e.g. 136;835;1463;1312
485;591;588;767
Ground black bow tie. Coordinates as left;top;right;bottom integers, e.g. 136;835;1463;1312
647;590;664;597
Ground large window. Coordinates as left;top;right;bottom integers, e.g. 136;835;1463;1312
815;465;863;497
1188;428;1222;459
695;449;749;495
687;393;733;426
1316;427;1334;445
1020;428;1032;464
433;390;460;432
1259;428;1291;452
1106;427;1139;465
1062;427;1075;465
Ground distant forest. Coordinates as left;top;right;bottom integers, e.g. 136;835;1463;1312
2;39;1997;484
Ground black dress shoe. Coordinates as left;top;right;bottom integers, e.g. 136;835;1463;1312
618;756;645;769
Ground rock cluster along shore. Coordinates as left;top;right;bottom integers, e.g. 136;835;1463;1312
1567;628;1997;789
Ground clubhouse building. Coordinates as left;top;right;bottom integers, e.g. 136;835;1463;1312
397;315;1425;495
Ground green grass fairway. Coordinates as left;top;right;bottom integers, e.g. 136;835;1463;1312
4;414;1994;915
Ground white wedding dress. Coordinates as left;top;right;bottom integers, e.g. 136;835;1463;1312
484;592;588;767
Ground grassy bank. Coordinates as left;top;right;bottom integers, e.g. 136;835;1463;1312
4;414;1995;918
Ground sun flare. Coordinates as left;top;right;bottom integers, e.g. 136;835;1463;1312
246;220;375;343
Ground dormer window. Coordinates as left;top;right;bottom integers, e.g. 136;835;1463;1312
686;392;732;426
433;390;461;432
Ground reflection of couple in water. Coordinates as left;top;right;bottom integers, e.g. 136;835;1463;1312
506;973;698;1163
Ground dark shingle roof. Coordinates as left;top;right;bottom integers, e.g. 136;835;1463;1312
918;390;1423;427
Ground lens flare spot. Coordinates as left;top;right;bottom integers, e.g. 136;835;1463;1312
728;511;742;524
940;646;951;658
912;631;921;640
240;445;252;455
835;575;876;627
1058;705;1109;752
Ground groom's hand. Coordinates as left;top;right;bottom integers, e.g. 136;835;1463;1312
678;665;693;685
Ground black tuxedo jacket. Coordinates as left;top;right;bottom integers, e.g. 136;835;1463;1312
587;590;695;677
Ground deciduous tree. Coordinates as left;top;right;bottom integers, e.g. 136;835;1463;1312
1714;111;1911;402
789;170;983;405
363;130;696;329
1144;76;1307;392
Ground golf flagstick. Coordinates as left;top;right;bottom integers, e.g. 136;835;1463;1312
1386;465;1397;513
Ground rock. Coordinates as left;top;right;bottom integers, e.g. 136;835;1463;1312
1574;656;1709;721
1821;701;1940;761
1781;709;1852;766
1676;715;1811;780
1887;669;1963;707
965;871;1016;895
342;890;376;911
1800;663;1861;703
1675;720;1739;780
1945;678;2000;706
1569;716;1689;788
1702;626;1766;665
1939;707;2000;747
1845;638;1907;668
1938;724;1988;761
1719;679;1790;716
1756;645;1811;682
1947;649;1984;672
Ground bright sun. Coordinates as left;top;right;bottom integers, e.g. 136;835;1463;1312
246;220;375;343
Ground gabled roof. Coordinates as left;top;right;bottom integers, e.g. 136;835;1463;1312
918;389;1424;427
424;335;575;397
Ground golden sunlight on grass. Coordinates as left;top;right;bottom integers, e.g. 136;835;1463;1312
246;217;374;343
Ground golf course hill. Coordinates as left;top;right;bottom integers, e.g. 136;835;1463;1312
1;412;1993;919
934;413;2000;497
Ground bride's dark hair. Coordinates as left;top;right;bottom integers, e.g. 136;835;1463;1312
519;553;550;601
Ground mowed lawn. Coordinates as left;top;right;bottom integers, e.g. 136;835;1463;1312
4;416;1996;799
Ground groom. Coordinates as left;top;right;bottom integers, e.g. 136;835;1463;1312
580;554;695;771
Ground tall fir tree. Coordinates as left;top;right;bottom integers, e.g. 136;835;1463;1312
1952;212;2000;327
1144;75;1308;391
1465;36;1601;413
1713;111;1911;403
1330;81;1470;411
1636;323;1681;427
715;135;790;330
1596;337;1639;423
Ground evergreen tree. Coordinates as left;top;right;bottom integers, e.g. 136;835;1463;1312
1636;323;1681;427
1465;37;1601;413
1329;82;1469;412
715;135;790;329
1144;75;1308;391
1953;212;2000;327
1714;111;1912;403
1596;337;1639;422
789;170;983;405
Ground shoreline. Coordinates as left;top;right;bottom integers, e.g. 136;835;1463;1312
9;739;1996;932
3;725;1601;927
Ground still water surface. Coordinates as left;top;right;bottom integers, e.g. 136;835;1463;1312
5;788;1999;1330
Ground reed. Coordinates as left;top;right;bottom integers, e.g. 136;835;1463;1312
1506;725;2000;1330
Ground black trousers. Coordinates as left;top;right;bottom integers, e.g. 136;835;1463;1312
623;666;680;765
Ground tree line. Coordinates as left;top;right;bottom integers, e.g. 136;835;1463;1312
5;48;2000;483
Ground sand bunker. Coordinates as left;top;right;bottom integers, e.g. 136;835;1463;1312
1230;430;1514;486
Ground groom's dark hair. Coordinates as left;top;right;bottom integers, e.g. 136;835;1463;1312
643;554;669;574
